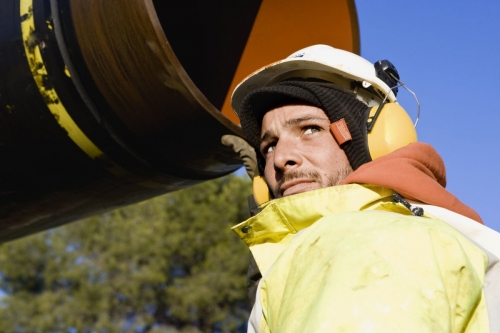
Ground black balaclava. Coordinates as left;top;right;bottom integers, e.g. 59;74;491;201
238;80;373;174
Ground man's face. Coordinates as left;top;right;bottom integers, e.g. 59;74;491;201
260;104;353;198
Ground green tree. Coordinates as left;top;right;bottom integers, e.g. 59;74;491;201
0;175;252;333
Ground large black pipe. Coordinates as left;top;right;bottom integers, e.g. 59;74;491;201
0;0;261;242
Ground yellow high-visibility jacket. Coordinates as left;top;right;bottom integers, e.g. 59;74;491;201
233;184;500;333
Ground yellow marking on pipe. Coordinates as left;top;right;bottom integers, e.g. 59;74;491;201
19;0;165;189
21;0;102;159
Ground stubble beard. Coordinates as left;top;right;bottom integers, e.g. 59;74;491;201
273;165;353;198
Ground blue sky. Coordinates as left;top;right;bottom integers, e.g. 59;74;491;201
356;1;500;231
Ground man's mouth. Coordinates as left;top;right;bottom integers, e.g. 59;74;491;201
279;178;318;197
273;170;323;197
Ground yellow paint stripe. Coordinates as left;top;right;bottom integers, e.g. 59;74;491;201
19;0;163;189
21;0;103;159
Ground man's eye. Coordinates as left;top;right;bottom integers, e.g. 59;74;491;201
304;126;320;135
260;140;276;156
261;143;275;156
266;144;276;154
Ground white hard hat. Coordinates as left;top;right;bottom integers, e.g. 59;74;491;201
231;44;397;117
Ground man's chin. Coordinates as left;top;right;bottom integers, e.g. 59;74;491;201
280;182;321;197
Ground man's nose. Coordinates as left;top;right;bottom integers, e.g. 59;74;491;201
273;139;302;171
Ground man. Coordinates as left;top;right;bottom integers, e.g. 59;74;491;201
224;45;500;332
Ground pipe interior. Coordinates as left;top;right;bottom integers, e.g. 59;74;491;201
152;0;262;110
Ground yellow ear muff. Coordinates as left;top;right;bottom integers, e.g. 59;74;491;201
252;173;272;206
367;103;418;160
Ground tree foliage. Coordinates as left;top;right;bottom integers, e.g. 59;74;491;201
0;175;252;333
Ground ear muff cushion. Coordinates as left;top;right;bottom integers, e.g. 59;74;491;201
253;175;272;205
367;103;418;160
